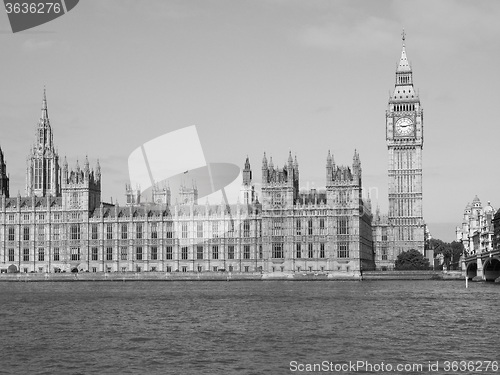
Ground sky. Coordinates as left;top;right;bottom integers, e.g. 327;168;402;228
1;0;500;242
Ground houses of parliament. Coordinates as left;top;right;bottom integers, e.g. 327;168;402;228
0;36;426;274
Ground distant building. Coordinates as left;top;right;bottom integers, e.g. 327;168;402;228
456;196;495;255
492;210;500;251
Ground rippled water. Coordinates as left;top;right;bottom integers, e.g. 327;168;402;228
0;280;499;374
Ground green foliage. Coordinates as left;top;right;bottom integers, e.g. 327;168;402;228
395;249;431;270
430;238;464;270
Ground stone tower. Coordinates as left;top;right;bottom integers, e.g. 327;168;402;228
151;182;171;205
386;31;425;255
326;150;362;208
61;157;101;212
240;156;256;204
261;151;299;209
26;89;61;197
0;146;9;197
125;183;141;206
179;184;198;205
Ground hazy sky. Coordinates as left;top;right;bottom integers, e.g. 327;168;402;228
1;0;500;241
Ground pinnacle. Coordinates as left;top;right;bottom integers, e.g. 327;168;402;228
41;87;49;120
397;44;411;73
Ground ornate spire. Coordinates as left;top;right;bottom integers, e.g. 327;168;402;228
96;159;101;180
397;29;411;73
84;155;90;179
36;87;53;148
41;86;49;121
353;149;360;163
243;156;252;186
0;144;9;197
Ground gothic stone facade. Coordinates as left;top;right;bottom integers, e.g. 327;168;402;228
372;35;426;267
456;196;495;255
0;92;375;274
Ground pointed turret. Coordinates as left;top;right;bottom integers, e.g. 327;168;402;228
392;30;417;98
96;159;101;180
353;149;360;166
397;30;411;73
326;150;333;183
293;154;299;180
36;87;52;148
243;156;252;186
84;155;90;180
353;149;361;171
366;192;372;211
41;86;49;121
0;145;9;197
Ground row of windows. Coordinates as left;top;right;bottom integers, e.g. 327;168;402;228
18;264;350;273
3;213;80;222
3;223;260;241
4;243;352;262
5;245;261;262
394;103;415;112
295;243;326;259
272;217;349;235
2;217;353;237
276;242;349;259
11;247;59;262
397;75;411;85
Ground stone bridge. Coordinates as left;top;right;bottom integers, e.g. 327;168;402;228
463;249;500;282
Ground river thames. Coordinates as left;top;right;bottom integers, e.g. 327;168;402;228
0;280;498;374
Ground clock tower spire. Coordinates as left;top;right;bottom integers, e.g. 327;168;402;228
386;31;424;256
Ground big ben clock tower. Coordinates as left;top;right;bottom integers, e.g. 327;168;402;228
386;31;424;255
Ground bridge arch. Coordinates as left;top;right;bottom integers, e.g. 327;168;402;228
466;262;477;280
482;257;500;282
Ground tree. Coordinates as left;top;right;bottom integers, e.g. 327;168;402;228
430;239;465;270
395;249;431;270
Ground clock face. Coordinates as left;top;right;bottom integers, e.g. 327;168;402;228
395;117;414;136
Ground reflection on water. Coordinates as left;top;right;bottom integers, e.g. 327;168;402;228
0;280;499;374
